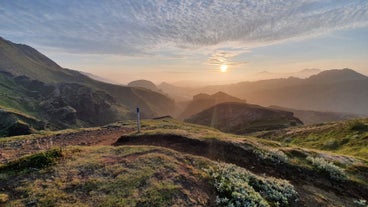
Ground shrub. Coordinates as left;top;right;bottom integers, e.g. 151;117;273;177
207;163;298;207
0;193;9;203
349;120;368;132
353;199;367;207
306;156;346;181
0;148;62;172
254;149;289;164
323;139;339;150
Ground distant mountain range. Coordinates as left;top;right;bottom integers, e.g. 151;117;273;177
250;68;322;80
186;102;303;134
0;37;174;136
190;69;368;115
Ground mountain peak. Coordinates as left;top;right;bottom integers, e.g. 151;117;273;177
127;79;158;91
307;68;367;83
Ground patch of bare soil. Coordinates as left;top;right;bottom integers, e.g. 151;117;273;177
114;134;368;206
0;126;134;163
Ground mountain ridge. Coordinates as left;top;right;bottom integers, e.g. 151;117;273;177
191;69;368;115
0;37;175;136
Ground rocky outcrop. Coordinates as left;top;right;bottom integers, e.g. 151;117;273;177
0;110;44;137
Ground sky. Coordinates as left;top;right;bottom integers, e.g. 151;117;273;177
1;0;368;85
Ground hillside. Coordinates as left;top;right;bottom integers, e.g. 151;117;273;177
186;102;303;134
128;79;160;92
255;118;368;160
270;105;364;125
196;69;368;115
0;37;175;136
178;91;246;119
1;118;367;206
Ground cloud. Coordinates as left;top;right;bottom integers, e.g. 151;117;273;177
208;49;249;66
0;0;367;55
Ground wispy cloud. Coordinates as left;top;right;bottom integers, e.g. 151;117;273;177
0;0;367;56
208;49;249;66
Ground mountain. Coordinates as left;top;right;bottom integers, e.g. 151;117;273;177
197;69;368;115
186;102;303;134
178;91;246;120
158;82;195;102
128;79;160;92
0;37;175;135
305;68;368;84
79;71;117;84
250;68;321;80
270;105;365;125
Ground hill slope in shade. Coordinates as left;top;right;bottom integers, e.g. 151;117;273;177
197;69;368;115
186;102;303;134
0;37;175;135
178;91;246;119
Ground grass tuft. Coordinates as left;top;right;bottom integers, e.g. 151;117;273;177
0;193;9;203
349;120;368;132
0;148;62;173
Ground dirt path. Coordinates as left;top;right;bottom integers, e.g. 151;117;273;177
0;126;134;163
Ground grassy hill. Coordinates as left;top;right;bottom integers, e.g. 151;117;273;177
0;37;175;136
255;118;368;160
186;102;303;134
178;91;246;119
1;118;368;206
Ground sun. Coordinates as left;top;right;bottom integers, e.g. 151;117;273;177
220;64;228;72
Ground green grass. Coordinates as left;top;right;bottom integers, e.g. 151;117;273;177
1;118;368;206
1;145;304;207
259;118;368;161
0;148;63;173
0;74;37;115
2;146;213;206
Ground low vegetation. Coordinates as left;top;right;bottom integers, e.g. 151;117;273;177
1;118;367;206
1;146;215;206
306;156;347;181
207;163;298;207
0;148;62;173
256;118;368;160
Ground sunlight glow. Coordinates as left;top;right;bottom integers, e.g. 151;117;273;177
220;64;228;72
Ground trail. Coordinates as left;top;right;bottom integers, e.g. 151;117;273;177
0;126;134;163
